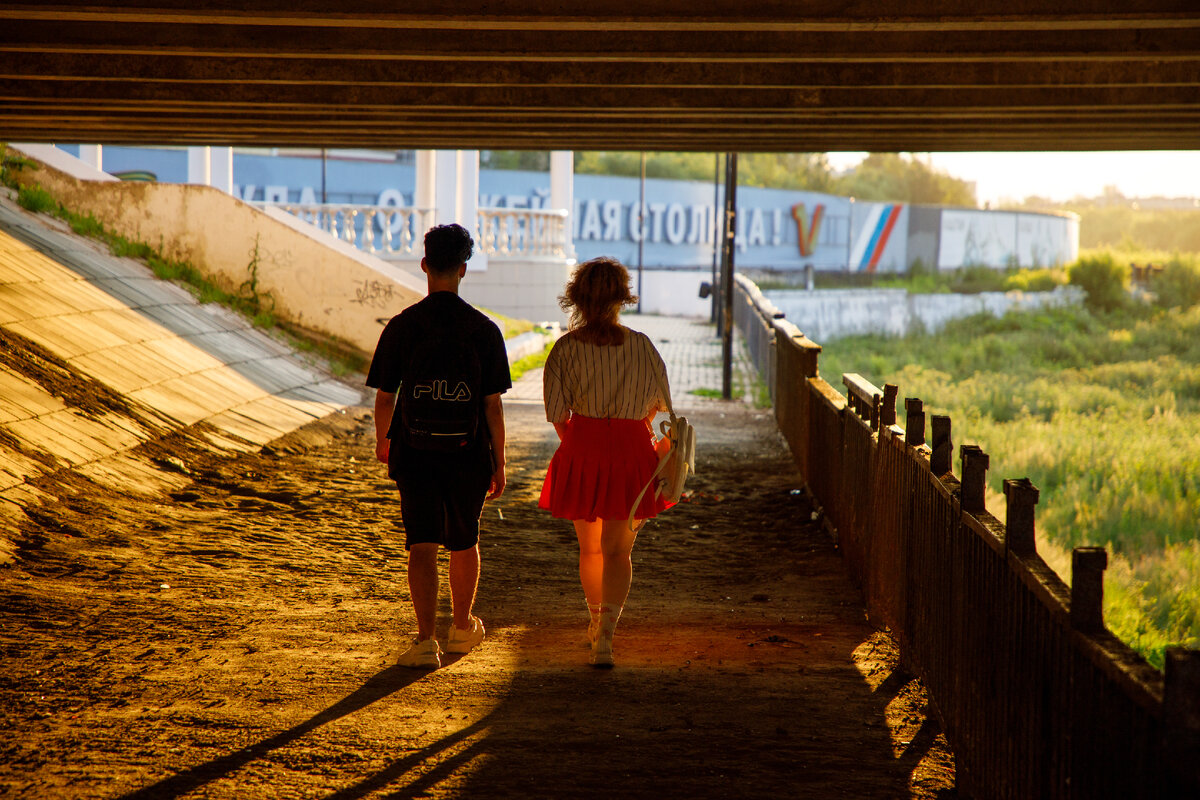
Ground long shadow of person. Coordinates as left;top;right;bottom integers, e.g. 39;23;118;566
118;664;434;799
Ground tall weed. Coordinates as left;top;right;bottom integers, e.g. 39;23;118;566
820;300;1200;666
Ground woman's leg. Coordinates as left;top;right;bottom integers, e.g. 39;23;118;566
590;518;639;666
599;518;639;607
575;519;605;643
573;519;603;607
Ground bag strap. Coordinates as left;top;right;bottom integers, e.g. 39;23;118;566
626;365;676;530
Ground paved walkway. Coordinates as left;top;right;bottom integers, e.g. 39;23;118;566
506;314;755;409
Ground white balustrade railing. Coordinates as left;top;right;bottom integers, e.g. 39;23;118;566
260;202;569;261
477;207;570;259
262;202;435;258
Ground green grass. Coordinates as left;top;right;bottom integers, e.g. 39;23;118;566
818;301;1200;668
510;344;550;382
689;387;724;399
17;184;57;214
480;309;535;341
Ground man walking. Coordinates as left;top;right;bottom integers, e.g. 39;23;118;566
367;223;510;668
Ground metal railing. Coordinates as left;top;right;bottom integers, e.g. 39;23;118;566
732;272;1200;799
260;202;570;261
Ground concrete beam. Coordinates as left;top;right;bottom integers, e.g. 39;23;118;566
0;2;1196;152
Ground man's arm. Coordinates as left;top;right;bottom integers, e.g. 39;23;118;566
374;389;396;464
484;392;506;500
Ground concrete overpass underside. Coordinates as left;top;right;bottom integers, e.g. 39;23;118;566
1;2;1198;152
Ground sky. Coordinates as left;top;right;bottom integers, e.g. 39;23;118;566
826;151;1200;207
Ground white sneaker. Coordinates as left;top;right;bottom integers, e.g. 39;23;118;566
397;637;441;669
446;615;485;654
590;637;614;668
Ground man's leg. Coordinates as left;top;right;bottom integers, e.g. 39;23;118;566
408;542;439;641
448;543;480;631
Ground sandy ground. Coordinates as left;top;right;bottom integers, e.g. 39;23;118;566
1;392;955;799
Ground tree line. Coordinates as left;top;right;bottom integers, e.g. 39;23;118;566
1008;189;1200;255
481;151;1199;255
480;151;976;207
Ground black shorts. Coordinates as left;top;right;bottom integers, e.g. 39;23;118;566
395;469;490;551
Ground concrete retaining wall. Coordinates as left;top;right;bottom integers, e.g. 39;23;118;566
10;144;426;355
763;285;1084;342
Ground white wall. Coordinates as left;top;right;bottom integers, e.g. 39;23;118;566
634;269;713;318
764;286;1084;342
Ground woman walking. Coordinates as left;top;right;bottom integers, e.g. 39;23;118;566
540;257;674;667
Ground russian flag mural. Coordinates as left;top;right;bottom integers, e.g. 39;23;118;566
849;202;908;273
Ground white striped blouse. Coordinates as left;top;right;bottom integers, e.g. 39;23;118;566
543;328;672;423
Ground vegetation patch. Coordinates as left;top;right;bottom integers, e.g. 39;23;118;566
819;296;1200;668
509;343;551;383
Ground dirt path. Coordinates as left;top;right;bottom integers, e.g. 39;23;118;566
1;397;955;799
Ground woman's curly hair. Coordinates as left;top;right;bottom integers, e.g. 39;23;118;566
559;257;638;345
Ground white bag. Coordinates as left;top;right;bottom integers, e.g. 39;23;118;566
627;381;695;529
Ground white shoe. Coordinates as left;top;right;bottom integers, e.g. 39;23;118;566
397;637;441;669
587;615;600;647
590;637;614;668
446;615;485;654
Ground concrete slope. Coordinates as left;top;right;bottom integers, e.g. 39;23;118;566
0;193;361;546
8;144;426;357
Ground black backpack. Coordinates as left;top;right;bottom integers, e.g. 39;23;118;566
397;319;484;452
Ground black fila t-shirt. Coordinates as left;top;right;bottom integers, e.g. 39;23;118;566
366;292;511;477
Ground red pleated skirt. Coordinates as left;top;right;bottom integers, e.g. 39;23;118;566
539;415;674;522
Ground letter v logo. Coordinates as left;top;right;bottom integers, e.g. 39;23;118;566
791;203;825;257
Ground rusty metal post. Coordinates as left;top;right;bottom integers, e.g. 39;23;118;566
960;444;989;514
1070;547;1108;633
1164;647;1200;793
1003;478;1039;558
930;415;952;475
904;397;925;447
881;384;898;427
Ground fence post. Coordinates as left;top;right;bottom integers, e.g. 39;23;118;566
789;334;820;380
1003;478;1039;557
881;384;898;427
904;397;925;447
960;445;989;514
1070;547;1108;633
1164;647;1200;793
931;415;952;475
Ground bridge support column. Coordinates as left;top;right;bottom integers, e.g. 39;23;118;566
78;145;102;171
187;147;210;186
424;149;487;272
210;147;233;194
550;151;575;259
